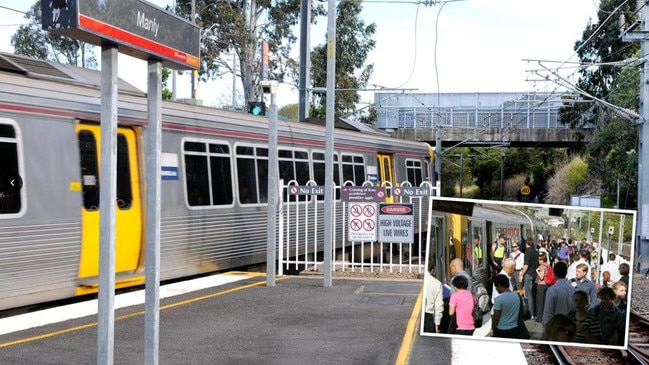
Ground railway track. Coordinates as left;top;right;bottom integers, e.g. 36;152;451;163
542;310;649;365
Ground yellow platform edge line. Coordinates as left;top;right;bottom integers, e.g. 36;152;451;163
395;288;423;365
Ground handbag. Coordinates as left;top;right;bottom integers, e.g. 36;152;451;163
517;295;531;339
520;296;531;320
447;313;458;334
472;293;484;327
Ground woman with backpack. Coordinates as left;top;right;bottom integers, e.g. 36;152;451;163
448;275;476;335
535;251;555;323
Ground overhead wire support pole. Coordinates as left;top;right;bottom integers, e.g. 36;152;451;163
621;3;649;274
298;0;311;122
323;0;337;287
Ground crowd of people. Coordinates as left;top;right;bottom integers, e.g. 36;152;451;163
424;235;629;346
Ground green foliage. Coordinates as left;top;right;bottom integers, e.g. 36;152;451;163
557;0;640;209
309;0;376;119
545;156;588;204
175;0;324;105
162;68;172;100
11;1;97;68
564;157;588;191
278;104;299;122
561;0;639;129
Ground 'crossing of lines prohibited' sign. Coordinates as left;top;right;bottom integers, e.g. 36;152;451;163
348;203;377;241
378;204;414;244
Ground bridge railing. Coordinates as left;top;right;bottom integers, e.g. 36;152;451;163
373;92;594;130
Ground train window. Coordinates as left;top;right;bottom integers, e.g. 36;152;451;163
341;153;365;185
0;123;22;214
116;134;133;210
424;161;430;181
278;148;310;202
406;159;424;186
78;130;100;211
183;141;234;207
0;124;16;138
209;144;233;205
184;143;211;206
236;145;267;204
312;152;340;200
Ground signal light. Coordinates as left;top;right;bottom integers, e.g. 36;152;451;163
247;101;266;116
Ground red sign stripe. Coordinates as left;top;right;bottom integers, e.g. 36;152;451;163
79;15;199;68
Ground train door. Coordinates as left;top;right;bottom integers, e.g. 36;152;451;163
76;124;143;289
376;154;394;202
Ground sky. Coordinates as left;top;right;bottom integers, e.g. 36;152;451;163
0;0;600;108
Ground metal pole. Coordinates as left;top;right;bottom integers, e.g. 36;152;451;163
500;147;505;200
435;124;442;193
191;0;197;99
323;0;337;287
637;4;649;273
144;60;162;365
232;54;237;108
298;0;312;122
616;178;620;209
459;152;464;198
267;85;278;286
623;0;649;273
97;43;118;365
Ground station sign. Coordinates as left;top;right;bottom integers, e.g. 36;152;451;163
378;204;414;243
41;0;199;70
432;198;474;216
288;185;325;195
348;203;377;242
341;186;386;202
393;186;431;197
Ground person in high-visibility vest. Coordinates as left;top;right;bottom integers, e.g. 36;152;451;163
473;235;483;268
491;233;507;271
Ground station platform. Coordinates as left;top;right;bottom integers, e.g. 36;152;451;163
0;273;527;364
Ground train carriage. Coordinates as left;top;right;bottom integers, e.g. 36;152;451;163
0;52;433;310
427;198;541;292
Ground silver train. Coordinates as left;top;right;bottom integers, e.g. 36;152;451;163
0;52;434;310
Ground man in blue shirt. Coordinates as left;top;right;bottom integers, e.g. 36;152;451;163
491;274;522;339
571;263;598;309
449;257;472;289
557;239;570;264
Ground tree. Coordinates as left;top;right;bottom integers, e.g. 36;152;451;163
558;0;640;208
174;0;324;106
309;0;376;119
278;104;299;122
11;1;97;68
560;0;639;129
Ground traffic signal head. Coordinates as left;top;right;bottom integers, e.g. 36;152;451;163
247;101;266;116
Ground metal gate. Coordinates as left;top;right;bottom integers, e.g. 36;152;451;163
277;180;437;276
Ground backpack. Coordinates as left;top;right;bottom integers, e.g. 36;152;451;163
472;282;492;314
543;264;556;285
471;293;484;328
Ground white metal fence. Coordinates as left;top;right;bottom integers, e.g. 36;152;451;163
277;180;437;276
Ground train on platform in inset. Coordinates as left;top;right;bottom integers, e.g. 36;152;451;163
427;197;635;296
0;52;434;311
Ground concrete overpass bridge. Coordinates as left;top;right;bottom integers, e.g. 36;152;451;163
373;92;593;147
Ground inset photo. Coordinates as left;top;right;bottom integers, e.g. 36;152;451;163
421;197;635;350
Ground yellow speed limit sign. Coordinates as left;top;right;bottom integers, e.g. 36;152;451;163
520;185;531;196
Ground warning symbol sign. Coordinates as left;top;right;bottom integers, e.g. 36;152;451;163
348;203;377;242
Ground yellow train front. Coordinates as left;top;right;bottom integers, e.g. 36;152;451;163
428;199;539;291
